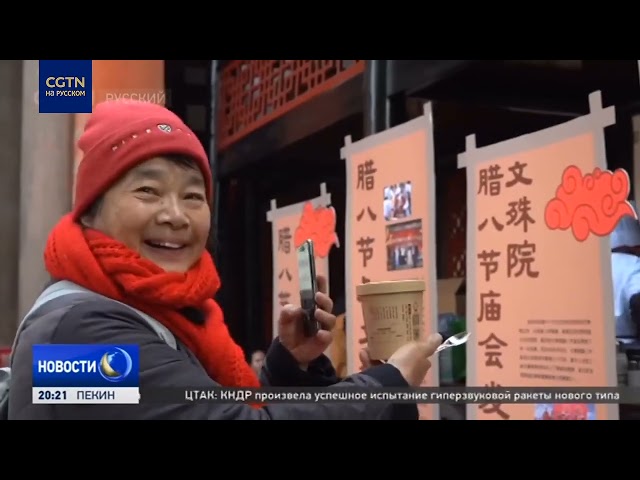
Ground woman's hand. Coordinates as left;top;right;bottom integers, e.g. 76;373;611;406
278;275;336;368
360;334;443;387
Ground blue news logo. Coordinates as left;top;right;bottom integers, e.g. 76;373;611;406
38;60;93;114
99;347;134;383
32;344;139;388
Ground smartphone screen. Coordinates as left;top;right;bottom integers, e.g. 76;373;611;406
297;240;318;335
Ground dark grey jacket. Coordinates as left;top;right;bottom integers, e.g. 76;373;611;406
8;290;418;420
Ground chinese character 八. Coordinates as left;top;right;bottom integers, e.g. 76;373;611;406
278;268;292;281
478;216;504;232
357;206;378;222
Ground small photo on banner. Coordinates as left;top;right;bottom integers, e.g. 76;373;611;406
383;181;413;222
341;102;439;421
266;183;339;356
39;60;93;114
458;91;621;421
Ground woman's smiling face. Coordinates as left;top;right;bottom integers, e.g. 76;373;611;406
82;155;211;273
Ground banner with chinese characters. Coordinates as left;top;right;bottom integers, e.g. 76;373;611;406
341;102;439;421
266;183;339;354
458;91;623;421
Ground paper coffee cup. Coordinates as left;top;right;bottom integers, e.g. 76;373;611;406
356;280;425;361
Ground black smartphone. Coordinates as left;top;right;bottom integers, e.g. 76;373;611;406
297;239;319;337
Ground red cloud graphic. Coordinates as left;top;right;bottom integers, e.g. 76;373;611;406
294;202;339;258
544;166;635;242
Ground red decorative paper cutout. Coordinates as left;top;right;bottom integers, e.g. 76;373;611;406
544;165;635;242
294;202;339;258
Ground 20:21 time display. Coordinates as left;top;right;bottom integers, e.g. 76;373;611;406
37;389;67;401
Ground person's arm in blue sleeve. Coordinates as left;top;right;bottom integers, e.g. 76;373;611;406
260;337;338;387
43;301;417;420
261;339;418;420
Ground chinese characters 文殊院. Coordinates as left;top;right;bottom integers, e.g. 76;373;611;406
476;160;537;420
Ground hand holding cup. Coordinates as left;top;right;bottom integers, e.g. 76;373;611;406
360;334;442;387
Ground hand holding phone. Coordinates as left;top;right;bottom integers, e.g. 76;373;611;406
297;239;319;337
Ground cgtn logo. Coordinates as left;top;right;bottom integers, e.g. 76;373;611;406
44;76;87;97
38;60;93;114
32;344;139;405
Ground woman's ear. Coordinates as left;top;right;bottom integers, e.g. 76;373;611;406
79;198;103;228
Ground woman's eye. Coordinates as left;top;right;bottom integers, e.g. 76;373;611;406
185;193;205;201
136;186;157;195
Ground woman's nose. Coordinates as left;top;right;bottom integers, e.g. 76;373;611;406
157;198;189;228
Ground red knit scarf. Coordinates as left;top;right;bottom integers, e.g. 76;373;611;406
44;214;261;391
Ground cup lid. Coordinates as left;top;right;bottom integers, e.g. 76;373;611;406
356;280;426;296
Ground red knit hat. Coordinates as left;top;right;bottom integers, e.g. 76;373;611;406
73;100;212;219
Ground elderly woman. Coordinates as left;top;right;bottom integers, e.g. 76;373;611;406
7;100;441;420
